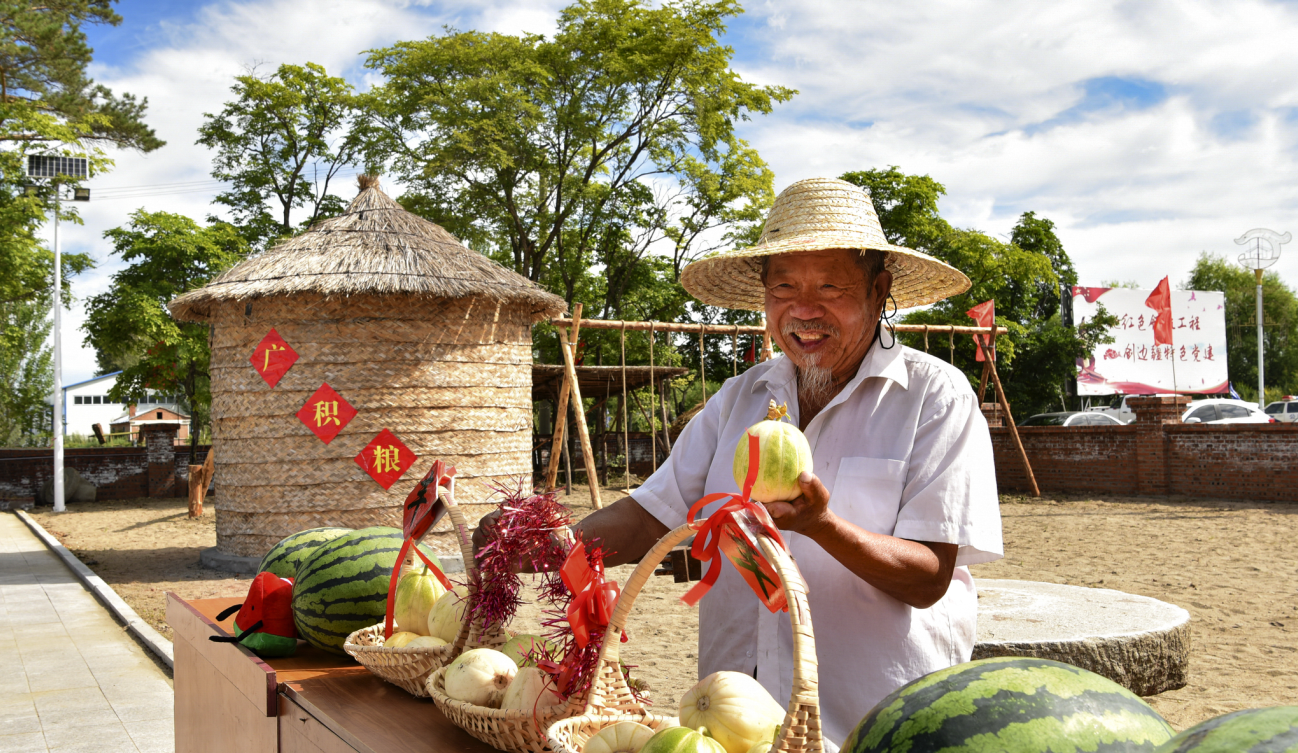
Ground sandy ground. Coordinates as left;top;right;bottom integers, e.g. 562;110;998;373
26;489;1298;729
970;493;1298;730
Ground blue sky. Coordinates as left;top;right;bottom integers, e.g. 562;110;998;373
52;0;1298;384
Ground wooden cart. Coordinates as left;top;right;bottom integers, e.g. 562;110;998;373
167;593;498;753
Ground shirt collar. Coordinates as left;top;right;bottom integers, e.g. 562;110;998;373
752;338;910;398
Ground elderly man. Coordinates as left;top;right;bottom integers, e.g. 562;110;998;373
479;177;1002;747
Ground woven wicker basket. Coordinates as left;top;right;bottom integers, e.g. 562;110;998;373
343;491;503;697
546;521;823;753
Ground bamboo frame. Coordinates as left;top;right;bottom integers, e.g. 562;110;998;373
544;312;1030;504
544;304;583;490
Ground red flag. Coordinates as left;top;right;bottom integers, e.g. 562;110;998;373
966;300;995;362
744;338;756;364
1145;277;1173;346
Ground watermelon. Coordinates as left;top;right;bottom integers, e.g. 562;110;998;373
843;657;1174;753
291;527;443;655
257;527;352;579
1154;706;1298;753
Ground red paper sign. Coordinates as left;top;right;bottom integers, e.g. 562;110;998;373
355;429;416;490
296;383;357;444
250;329;298;387
403;461;455;541
716;508;787;613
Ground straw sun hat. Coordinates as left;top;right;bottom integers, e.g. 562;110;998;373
680;177;971;311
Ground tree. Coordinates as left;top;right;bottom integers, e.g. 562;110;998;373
1185;253;1298;401
839;168;1115;417
82;211;248;459
198;63;364;251
364;0;793;317
0;296;51;445
0;1;162;446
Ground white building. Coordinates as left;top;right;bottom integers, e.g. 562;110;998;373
63;372;126;437
60;372;185;438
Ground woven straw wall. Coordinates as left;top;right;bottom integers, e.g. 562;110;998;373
210;292;533;559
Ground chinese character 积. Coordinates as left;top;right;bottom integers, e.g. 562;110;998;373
374;445;401;474
314;400;340;427
263;343;286;371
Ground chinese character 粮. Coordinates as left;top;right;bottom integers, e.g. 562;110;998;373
374;445;401;474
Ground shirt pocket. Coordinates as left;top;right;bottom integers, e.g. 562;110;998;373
832;456;908;536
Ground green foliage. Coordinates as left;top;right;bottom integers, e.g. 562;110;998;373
839;169;1116;417
198;62;365;251
0;296;51;445
364;0;793;322
1185;252;1298;398
82;211;248;457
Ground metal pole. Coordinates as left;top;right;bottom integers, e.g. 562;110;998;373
52;185;64;513
1257;268;1265;403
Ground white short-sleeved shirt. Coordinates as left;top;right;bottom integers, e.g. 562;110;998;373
631;343;1003;747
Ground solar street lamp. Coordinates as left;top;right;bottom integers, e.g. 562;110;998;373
1236;228;1290;406
25;155;89;513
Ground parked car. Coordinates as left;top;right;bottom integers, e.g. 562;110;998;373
1019;411;1126;427
1182;398;1275;424
1264;399;1298;423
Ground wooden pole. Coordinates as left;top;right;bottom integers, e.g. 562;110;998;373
660;382;673;452
648;323;657;471
188;448;214;518
549;316;1001;338
620;323;630;492
977;360;991;404
976;337;1039;497
558;325;603;509
761;314;773;361
698;329;707;406
544;304;583;490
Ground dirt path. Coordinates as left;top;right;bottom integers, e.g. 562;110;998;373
28;490;1298;729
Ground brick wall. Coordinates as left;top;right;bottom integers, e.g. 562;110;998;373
0;427;189;507
992;396;1298;502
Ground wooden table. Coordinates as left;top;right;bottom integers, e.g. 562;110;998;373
168;593;500;753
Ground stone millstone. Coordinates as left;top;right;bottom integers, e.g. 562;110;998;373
973;579;1190;696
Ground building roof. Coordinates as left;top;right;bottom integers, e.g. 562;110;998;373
108;403;189;424
167;176;567;323
63;371;121;391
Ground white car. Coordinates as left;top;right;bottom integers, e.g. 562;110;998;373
1020;411;1127;427
1264;400;1298;423
1181;399;1275;424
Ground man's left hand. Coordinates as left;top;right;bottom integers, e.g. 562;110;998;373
762;471;836;539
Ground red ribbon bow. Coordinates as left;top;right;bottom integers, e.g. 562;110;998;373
681;432;788;611
383;461;456;639
559;540;623;649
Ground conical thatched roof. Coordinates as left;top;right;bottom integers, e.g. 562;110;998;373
168;176;566;322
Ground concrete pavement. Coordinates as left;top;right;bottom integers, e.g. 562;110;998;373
0;512;173;752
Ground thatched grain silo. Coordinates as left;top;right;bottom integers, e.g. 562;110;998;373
169;176;565;559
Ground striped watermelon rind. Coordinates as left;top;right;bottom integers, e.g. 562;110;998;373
292;527;443;655
1155;706;1298;753
844;656;1174;753
257;527;353;580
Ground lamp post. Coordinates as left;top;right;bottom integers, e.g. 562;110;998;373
1235;228;1290;405
26;155;90;512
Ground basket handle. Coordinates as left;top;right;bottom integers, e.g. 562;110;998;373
580;521;823;753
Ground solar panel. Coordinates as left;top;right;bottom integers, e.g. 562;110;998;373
26;155;88;179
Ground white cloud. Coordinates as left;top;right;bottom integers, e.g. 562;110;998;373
731;0;1298;300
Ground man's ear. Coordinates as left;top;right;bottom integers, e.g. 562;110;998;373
873;269;894;315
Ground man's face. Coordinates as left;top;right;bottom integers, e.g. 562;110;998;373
764;249;893;384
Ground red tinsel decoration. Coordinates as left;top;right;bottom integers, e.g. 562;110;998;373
466;481;572;632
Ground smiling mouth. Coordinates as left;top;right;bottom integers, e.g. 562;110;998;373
790;331;830;347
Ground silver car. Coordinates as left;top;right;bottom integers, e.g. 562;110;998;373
1182;399;1275;424
1019;411;1126;427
